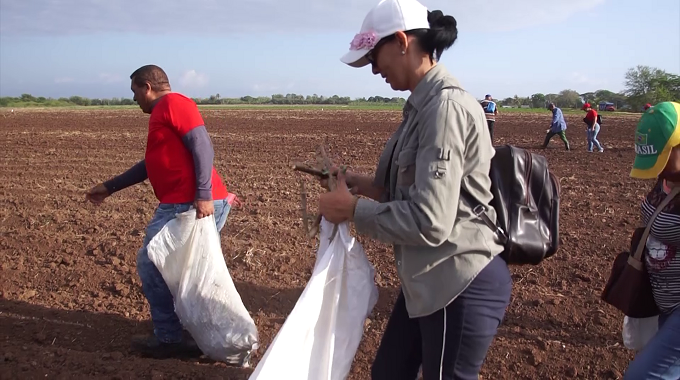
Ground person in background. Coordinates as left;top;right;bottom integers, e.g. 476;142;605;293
623;101;680;380
644;103;653;111
85;64;231;359
543;103;570;150
480;94;498;141
317;0;512;378
582;102;604;152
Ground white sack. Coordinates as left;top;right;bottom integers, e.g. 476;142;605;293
249;218;379;380
146;209;259;366
622;315;658;351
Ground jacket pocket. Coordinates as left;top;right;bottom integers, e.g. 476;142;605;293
396;149;418;187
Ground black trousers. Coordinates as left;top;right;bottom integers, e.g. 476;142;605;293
371;255;512;380
543;130;570;150
487;120;495;140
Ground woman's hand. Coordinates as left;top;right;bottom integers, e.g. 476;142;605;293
319;166;385;201
319;170;358;224
319;166;359;195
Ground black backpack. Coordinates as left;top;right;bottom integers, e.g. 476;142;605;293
461;145;561;265
583;114;602;126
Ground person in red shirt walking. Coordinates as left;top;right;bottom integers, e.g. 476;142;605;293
85;65;231;358
582;103;604;152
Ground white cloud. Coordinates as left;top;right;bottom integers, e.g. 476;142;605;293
570;72;590;84
253;84;280;92
98;73;123;84
54;77;74;84
0;0;606;36
53;74;123;85
178;69;208;88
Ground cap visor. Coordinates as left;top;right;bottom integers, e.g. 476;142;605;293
340;49;370;68
630;146;672;179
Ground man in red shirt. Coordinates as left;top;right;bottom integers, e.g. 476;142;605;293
582;103;604;152
85;65;231;358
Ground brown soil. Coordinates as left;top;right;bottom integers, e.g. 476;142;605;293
0;108;647;380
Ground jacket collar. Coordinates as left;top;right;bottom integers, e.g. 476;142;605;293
406;64;460;111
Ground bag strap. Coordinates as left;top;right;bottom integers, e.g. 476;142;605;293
631;186;680;265
460;186;508;244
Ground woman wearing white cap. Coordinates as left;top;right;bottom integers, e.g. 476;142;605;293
317;0;512;379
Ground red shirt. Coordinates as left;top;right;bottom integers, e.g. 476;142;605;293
585;109;598;124
145;93;227;204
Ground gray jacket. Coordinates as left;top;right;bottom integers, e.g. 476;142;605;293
353;64;504;318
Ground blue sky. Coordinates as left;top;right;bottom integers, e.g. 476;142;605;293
0;0;678;100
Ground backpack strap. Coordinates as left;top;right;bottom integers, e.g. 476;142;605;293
435;82;507;243
460;187;508;244
631;186;680;265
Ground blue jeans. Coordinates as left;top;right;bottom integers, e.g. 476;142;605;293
371;255;512;380
136;199;230;343
586;123;603;152
624;307;680;379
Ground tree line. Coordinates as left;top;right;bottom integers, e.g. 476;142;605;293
0;93;407;107
497;66;680;111
1;65;677;111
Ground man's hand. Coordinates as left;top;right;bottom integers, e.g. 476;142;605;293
85;183;110;205
319;171;358;224
194;199;214;219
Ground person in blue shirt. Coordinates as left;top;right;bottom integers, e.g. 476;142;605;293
543;103;570;150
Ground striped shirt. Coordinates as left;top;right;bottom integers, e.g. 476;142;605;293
641;179;680;314
480;100;497;121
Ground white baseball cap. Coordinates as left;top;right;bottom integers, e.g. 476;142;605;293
340;0;431;68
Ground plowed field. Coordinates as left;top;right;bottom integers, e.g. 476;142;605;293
0;108;647;379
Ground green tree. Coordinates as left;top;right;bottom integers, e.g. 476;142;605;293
530;93;546;108
624;65;680;110
555;89;582;109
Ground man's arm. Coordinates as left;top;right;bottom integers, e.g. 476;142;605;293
103;160;148;194
166;98;216;201
181;126;214;201
352;99;468;247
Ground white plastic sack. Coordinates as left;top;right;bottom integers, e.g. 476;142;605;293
146;209;259;366
249;218;379;380
622;315;658;351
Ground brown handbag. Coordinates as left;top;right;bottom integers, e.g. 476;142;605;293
601;186;680;318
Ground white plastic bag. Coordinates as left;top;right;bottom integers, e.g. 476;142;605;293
146;209;259;366
249;218;379;380
622;315;658;351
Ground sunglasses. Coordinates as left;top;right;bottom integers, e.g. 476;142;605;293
366;34;397;64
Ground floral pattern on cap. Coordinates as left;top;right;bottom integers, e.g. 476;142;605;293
349;30;377;51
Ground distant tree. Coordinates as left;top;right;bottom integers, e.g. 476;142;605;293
625;65;680;109
580;92;597;104
555;89;582;109
500;97;514;107
530;93;546;108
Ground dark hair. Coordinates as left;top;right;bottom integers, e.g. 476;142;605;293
408;10;458;62
130;64;171;92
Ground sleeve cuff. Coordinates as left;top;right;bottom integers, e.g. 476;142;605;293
103;179;116;194
353;197;379;236
195;188;213;201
